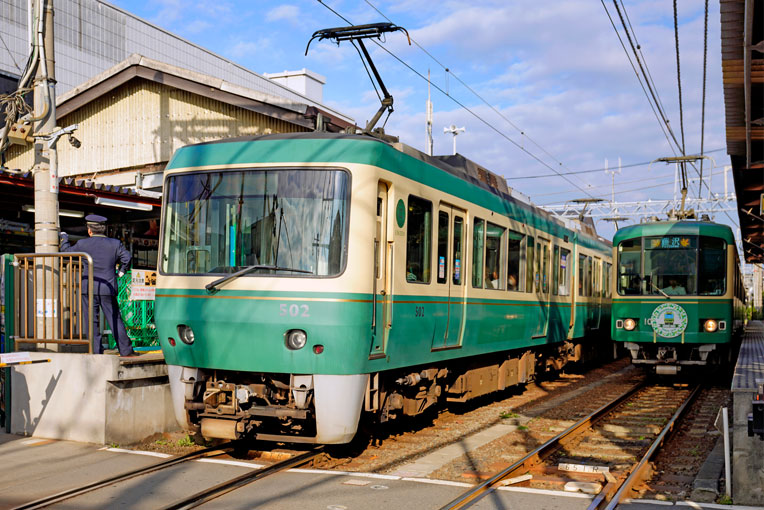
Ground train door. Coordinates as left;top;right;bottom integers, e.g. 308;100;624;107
568;244;577;338
532;238;551;338
432;205;465;349
370;182;391;358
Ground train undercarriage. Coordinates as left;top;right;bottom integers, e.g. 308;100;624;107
622;341;731;375
171;339;604;444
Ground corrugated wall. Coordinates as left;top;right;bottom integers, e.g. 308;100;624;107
4;79;309;176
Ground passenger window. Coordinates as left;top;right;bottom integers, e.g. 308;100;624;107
586;256;593;296
559;248;570;295
437;211;449;284
507;230;523;291
578;253;586;297
526;236;534;292
453;216;463;285
552;246;559;296
485;222;505;290
472;219;484;288
405;196;432;283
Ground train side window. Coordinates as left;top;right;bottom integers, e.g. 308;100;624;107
604;262;612;298
485;222;505;289
587;256;593;296
552;246;559;296
698;236;726;295
578;253;586;296
472;218;485;288
437;211;449;284
405;196;432;284
617;238;642;295
559;248;570;295
453;216;464;285
507;230;523;291
526;236;535;292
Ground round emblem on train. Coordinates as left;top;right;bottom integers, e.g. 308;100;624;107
650;303;688;338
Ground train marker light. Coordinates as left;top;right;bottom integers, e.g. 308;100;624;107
704;319;718;333
313;344;324;354
177;324;195;344
286;329;307;350
168;337;176;347
623;318;637;331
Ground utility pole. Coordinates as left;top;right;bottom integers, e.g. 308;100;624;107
32;0;59;349
33;0;58;254
444;124;465;155
604;157;621;204
426;70;433;156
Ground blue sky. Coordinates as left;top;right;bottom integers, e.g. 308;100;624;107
109;0;734;242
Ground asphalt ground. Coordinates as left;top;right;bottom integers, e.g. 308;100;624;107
1;431;761;510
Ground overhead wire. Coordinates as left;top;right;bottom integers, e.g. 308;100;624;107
362;0;588;187
605;0;715;200
699;0;709;196
315;0;598;199
536;165;732;201
507;147;725;180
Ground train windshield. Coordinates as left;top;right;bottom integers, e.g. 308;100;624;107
616;235;726;296
161;169;349;276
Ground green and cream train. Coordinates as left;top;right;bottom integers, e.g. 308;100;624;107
611;220;745;374
156;133;613;444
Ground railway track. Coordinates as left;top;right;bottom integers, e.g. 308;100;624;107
11;441;321;510
438;381;702;510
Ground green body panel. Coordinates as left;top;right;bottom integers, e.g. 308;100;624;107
156;289;609;375
611;298;734;345
612;221;735;245
167;138;610;255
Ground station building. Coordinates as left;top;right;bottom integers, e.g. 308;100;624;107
0;0;354;258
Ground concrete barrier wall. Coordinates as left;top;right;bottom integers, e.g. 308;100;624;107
10;352;178;445
730;321;764;505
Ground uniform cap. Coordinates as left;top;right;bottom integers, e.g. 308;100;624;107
85;214;107;224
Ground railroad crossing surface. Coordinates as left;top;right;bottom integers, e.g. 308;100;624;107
0;429;760;510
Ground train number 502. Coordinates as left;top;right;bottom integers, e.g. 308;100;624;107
414;305;425;317
280;304;310;317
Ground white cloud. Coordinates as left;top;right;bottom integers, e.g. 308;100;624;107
266;5;300;23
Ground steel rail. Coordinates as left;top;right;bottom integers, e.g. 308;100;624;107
438;381;645;510
596;384;703;510
160;446;324;510
11;442;239;510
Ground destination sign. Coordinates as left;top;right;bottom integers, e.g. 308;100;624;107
647;236;694;250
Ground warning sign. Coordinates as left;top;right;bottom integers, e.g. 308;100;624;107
130;270;157;300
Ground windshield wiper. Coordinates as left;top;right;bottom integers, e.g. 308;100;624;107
206;264;313;293
647;278;671;300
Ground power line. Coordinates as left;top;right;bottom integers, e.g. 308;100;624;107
315;0;597;199
363;0;588;187
536;165;732;201
507;148;725;180
699;0;710;195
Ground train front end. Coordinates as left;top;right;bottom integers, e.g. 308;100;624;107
611;221;743;374
155;135;376;444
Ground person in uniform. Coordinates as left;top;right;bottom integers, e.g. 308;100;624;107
60;214;137;357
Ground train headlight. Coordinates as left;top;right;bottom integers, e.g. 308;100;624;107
623;318;637;331
177;324;195;345
704;319;718;333
286;329;308;350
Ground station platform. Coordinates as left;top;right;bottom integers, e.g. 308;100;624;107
4;351;178;445
731;321;764;506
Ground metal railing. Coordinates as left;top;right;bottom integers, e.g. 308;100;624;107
12;253;93;353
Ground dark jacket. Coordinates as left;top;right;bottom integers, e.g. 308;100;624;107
61;235;131;295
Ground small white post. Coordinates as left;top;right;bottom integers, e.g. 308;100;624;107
722;406;732;499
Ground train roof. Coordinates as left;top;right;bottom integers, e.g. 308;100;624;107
612;220;736;245
169;133;611;251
